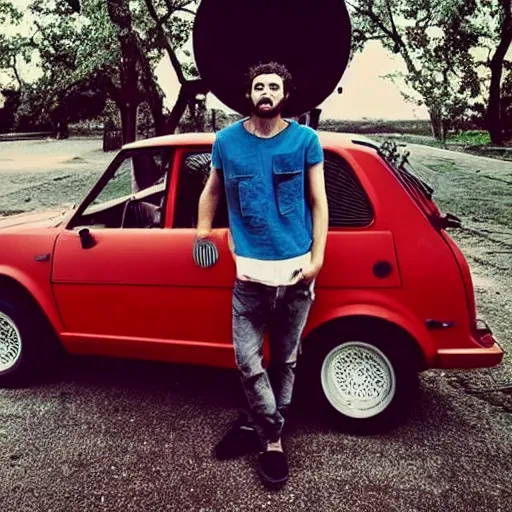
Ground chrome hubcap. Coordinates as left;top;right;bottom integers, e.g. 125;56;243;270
321;341;396;419
0;311;22;372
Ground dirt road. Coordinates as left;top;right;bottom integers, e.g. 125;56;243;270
0;138;112;216
0;138;510;512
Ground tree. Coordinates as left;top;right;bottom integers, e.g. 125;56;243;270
25;0;95;136
0;1;30;92
0;88;20;132
348;0;484;140
70;0;200;141
2;0;200;142
486;0;512;144
500;62;512;140
141;0;208;134
63;0;201;141
104;0;153;144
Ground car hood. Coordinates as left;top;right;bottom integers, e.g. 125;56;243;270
0;207;72;231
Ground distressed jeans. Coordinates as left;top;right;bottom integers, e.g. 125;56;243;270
232;277;315;444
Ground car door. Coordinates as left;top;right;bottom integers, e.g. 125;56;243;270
51;144;236;368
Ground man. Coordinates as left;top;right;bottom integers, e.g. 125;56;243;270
196;62;328;487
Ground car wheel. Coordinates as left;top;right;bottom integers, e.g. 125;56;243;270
307;327;419;434
0;288;60;388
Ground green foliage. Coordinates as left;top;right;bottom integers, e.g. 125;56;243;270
447;130;491;145
0;1;31;89
12;81;53;130
0;0;197;134
29;0;119;87
0;0;22;24
348;0;488;134
73;0;120;82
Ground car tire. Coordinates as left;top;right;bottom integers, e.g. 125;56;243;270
0;287;61;388
303;325;420;434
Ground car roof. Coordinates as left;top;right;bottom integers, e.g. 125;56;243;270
122;130;380;152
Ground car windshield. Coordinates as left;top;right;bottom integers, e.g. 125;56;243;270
378;140;438;203
83;148;171;214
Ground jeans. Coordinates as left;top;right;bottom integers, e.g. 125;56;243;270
232;277;315;444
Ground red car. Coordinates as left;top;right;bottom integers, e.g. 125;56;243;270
0;132;504;432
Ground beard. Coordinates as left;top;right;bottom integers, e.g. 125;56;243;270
252;96;287;119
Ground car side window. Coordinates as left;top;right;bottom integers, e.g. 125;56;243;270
171;148;372;230
173;151;229;229
72;148;173;229
323;150;374;227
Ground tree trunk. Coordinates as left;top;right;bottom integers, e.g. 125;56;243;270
148;95;166;136
309;108;322;129
211;108;217;131
441;118;449;143
107;0;143;143
192;97;206;132
487;1;512;145
120;102;144;193
57;119;69;139
429;108;443;140
120;102;138;144
108;0;166;138
166;80;209;134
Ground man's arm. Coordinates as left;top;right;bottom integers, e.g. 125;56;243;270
197;167;222;238
303;161;328;279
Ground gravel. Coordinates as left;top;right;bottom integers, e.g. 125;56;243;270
0;137;510;511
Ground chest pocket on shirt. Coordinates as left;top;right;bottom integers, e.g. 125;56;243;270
235;174;267;230
273;153;304;216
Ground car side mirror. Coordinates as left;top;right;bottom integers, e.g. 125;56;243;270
78;228;96;249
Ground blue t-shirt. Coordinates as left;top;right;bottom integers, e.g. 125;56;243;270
212;119;324;261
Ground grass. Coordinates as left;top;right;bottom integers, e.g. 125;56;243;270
89;168;131;206
372;131;492;149
447;130;491;145
420;159;512;230
369;129;512;162
425;161;456;173
467;146;512;161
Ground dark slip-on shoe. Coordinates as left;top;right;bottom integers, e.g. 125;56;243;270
257;450;289;488
213;421;263;460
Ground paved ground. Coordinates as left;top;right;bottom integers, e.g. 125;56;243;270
0;138;511;511
1;359;511;512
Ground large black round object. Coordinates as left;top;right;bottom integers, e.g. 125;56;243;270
193;0;352;118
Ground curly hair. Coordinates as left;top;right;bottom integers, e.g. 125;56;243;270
246;62;294;95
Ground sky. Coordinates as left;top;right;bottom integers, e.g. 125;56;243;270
155;40;430;120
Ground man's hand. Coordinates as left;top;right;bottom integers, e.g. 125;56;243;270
196;228;211;240
300;260;323;282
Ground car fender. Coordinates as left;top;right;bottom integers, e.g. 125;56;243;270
304;303;436;365
0;264;63;334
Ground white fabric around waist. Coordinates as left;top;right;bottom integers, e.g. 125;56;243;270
235;251;312;286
